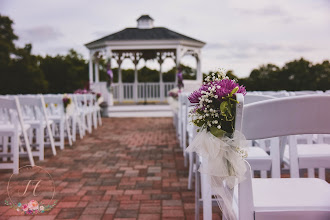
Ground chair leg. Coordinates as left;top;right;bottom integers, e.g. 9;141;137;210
318;168;325;180
307;168;315;178
93;112;97;129
38;127;44;161
72;117;76;142
13;133;19;174
77;117;83;139
184;152;188;167
98;111;102;126
47;122;56;156
195;154;200;220
60;121;64;150
188;152;194;190
22;128;35;167
3;136;8;162
65;118;72;146
201;159;212;220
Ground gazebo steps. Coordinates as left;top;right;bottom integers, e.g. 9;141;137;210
108;105;173;117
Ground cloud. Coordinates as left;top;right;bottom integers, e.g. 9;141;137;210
235;5;300;23
209;42;316;60
19;26;63;43
93;31;111;38
238;5;286;16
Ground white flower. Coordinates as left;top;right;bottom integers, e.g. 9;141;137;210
217;86;221;89
217;125;221;129
214;95;218;99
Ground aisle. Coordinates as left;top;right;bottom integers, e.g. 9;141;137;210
0;118;221;220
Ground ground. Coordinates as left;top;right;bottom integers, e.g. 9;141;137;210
0;118;222;220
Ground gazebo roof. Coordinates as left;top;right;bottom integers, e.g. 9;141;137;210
137;15;154;21
85;27;205;48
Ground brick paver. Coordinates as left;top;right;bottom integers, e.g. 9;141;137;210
0;118;221;219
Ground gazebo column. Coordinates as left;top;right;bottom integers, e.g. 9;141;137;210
196;53;202;82
175;47;181;85
89;55;94;85
158;58;164;102
118;59;123;103
133;55;139;103
94;61;100;83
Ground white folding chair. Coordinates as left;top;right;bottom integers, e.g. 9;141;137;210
43;95;72;150
69;94;84;141
244;94;281;178
0;97;35;173
234;94;330;220
75;94;92;134
18;95;57;160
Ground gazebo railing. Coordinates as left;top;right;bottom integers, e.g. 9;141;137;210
112;82;176;103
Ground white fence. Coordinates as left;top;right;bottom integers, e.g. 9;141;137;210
112;82;176;103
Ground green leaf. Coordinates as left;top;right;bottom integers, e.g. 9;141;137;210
220;101;229;114
229;86;239;96
210;126;226;137
194;120;204;127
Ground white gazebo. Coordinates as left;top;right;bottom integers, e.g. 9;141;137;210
85;15;205;104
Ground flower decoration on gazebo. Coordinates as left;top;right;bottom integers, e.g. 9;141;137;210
177;66;184;91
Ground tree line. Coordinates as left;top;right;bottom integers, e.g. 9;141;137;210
1;14;329;94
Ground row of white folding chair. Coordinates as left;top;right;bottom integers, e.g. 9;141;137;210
72;94;102;135
201;94;330;220
0;97;35;174
247;92;330;179
0;93;102;174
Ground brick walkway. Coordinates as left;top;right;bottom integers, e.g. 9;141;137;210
0;118;221;220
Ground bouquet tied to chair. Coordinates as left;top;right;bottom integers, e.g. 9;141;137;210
186;69;248;220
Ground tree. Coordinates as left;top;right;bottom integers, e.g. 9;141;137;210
40;49;88;93
240;58;330;91
0;14;18;66
7;44;48;94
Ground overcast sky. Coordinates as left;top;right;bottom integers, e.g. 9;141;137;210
1;0;329;77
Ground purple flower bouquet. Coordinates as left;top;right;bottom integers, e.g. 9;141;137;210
188;70;246;137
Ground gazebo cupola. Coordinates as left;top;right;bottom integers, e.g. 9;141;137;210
137;15;154;29
85;15;206;104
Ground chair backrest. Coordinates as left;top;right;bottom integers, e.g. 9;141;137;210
0;97;19;126
244;94;275;105
17;95;44;120
43;95;65;117
236;94;330;140
234;94;330;219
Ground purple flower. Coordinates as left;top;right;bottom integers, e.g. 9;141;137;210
188;79;246;104
188;84;209;103
212;79;246;100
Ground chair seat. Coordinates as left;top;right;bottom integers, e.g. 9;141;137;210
0;124;30;135
246;147;272;170
284;144;330;168
252;178;330;210
25;120;53;128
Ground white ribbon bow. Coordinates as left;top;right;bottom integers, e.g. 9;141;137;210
186;129;248;220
